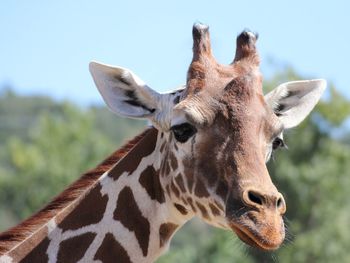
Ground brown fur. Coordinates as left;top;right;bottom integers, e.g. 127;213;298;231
20;237;50;263
139;166;165;204
58;183;108;231
113;186;150;257
173;203;188;215
209;203;221;217
0;128;153;255
94;233;131;263
159;223;178;247
57;232;96;263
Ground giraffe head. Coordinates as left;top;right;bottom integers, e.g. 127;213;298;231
89;24;325;251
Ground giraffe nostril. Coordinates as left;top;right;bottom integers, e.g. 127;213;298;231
277;197;283;208
243;189;286;212
247;191;263;206
276;194;286;214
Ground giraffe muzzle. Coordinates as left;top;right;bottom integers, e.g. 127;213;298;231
226;188;286;251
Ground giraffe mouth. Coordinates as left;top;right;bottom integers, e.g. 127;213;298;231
229;222;283;251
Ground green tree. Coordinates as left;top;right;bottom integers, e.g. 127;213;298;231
0;99;144;229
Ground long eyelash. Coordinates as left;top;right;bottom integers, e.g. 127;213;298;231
279;140;288;150
270;141;288;162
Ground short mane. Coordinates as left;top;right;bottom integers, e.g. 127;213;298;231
0;128;152;255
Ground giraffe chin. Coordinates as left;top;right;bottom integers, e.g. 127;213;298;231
229;222;284;251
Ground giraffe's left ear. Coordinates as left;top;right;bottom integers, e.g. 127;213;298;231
265;79;326;129
89;61;161;119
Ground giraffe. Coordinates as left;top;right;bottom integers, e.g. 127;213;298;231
0;23;326;263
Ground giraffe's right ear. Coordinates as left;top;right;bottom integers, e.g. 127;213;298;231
89;61;160;119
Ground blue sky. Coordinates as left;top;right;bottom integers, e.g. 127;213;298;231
0;1;349;105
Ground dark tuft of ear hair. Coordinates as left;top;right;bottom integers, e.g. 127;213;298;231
123;90;156;113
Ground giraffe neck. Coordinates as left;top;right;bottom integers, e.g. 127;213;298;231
0;128;191;263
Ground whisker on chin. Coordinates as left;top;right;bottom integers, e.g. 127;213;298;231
230;206;248;219
271;253;278;263
282;216;295;246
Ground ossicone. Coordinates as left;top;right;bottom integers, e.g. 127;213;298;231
191;23;213;61
233;30;260;66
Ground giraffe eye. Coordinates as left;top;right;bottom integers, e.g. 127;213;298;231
171;123;197;143
272;137;285;150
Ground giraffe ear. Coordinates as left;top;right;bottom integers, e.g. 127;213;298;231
89;61;160;118
265;79;326;129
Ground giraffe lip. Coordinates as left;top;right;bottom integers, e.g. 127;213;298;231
229;222;282;251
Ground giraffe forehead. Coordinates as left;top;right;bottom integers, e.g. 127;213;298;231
175;92;271;133
174;69;266;127
220;90;270;124
215;106;279;147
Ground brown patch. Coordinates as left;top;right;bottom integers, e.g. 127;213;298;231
159;158;167;177
174;203;188;215
196;202;210;220
198;162;218;188
216;180;229;201
174;143;178;151
57;232;96;263
169;151;178;171
183;160;195;192
94;233;131;263
139;166;165;204
209;203;221;216
20;237;49;263
194;133;221;188
58;183;108;231
181;197;188;205
194;179;210;198
160;141;166;153
0;128;155;255
187;198;197;213
108;129;158;180
159;223;178;247
165;161;171;175
214;200;225;212
170;181;180;198
175;174;186;193
160;151;170;178
114;187;150;257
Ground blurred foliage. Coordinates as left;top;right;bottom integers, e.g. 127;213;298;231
0;68;350;262
0;90;145;224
